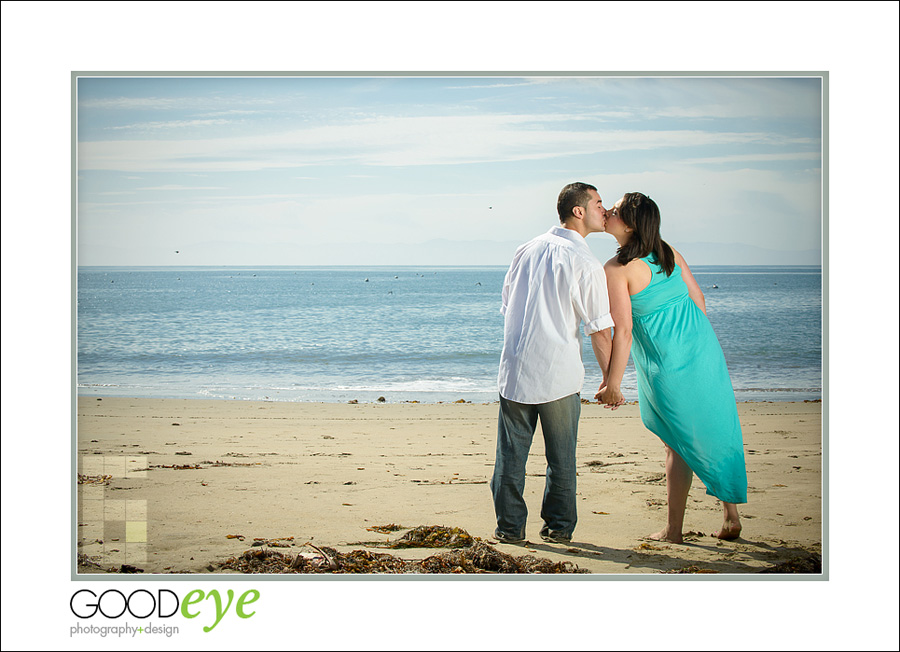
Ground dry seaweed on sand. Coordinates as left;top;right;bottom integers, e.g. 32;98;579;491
418;541;587;574
217;541;586;574
250;536;294;548
215;526;587;574
202;460;262;467
77;474;112;485
366;524;406;534
76;553;144;574
77;552;106;571
759;552;822;574
663;565;720;574
218;548;298;574
383;525;474;549
217;545;409;574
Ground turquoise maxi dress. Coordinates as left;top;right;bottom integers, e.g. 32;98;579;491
629;255;748;504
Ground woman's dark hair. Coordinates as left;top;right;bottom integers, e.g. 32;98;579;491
615;192;675;276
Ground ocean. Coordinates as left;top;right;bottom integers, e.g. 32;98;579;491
76;265;822;403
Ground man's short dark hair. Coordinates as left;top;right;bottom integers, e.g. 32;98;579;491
557;182;597;224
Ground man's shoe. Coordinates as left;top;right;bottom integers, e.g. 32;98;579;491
494;530;526;544
539;526;572;544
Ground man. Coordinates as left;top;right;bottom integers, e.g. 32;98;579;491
491;182;614;544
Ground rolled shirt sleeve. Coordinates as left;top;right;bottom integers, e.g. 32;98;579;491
575;266;615;335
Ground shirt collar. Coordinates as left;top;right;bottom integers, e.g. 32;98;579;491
548;225;590;250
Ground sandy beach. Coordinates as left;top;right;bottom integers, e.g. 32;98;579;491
76;396;822;576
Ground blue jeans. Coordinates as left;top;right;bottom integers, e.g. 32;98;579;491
490;393;581;539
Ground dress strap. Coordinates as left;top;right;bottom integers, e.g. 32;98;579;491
640;255;663;283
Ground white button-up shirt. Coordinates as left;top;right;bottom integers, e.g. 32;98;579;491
498;226;614;404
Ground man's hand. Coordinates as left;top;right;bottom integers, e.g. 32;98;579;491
596;384;625;410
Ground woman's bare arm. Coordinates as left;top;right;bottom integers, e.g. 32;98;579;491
596;259;632;408
674;248;706;314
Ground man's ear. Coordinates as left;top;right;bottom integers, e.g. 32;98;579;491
571;205;585;220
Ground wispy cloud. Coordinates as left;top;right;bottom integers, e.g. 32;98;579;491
79;193;312;207
196;110;268;117
109;119;232;131
444;79;551;90
79;96;186;110
683;152;822;165
79;112;814;172
136;185;228;191
79;95;277;111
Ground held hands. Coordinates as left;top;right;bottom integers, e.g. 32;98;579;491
595;383;625;410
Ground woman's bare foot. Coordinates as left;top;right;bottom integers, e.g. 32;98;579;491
713;519;742;540
646;527;683;544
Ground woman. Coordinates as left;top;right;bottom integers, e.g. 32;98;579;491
597;192;747;543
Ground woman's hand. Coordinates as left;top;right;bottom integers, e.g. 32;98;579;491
596;384;625;409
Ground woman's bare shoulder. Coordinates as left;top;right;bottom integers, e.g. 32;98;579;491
605;256;652;295
671;247;693;271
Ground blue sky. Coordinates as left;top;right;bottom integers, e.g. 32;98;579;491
76;74;823;266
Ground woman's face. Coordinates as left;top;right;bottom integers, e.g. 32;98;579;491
606;198;630;241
